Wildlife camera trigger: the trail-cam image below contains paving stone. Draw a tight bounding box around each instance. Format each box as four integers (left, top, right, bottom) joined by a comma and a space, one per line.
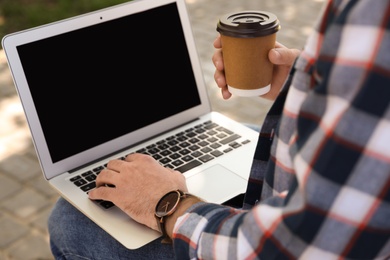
25, 144, 39, 161
30, 175, 59, 198
1, 188, 50, 219
0, 174, 22, 200
0, 155, 41, 182
0, 96, 25, 138
7, 234, 53, 260
31, 206, 54, 234
0, 251, 9, 260
0, 215, 29, 248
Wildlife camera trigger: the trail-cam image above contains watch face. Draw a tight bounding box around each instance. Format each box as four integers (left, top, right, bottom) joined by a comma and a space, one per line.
155, 191, 181, 217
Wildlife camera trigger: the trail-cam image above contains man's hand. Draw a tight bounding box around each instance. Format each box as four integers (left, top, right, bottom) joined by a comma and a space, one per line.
88, 153, 188, 231
212, 35, 301, 100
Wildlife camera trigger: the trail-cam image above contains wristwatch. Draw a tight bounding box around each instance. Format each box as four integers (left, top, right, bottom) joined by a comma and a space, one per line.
155, 190, 191, 244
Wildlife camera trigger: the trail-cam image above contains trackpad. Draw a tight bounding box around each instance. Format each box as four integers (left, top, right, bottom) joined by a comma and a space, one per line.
186, 164, 247, 204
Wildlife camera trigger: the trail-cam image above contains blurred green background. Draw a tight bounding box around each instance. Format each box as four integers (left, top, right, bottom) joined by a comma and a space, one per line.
0, 0, 129, 47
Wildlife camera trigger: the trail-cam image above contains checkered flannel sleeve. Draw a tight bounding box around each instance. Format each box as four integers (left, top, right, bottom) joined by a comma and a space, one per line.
172, 0, 390, 259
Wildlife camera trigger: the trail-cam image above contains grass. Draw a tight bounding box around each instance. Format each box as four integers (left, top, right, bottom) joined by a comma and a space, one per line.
0, 0, 129, 46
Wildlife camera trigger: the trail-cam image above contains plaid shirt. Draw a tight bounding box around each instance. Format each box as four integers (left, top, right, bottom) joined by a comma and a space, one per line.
173, 0, 390, 259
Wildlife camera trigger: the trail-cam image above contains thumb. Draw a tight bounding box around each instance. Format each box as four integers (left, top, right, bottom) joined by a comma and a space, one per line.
269, 47, 301, 66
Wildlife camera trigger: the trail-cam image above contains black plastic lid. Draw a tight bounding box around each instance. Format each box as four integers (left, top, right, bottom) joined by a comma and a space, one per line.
217, 11, 280, 38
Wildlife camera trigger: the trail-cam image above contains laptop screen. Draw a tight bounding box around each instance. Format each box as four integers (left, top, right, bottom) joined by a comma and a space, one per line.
16, 2, 201, 163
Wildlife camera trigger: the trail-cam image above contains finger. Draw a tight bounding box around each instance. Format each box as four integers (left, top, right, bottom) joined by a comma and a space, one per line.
88, 185, 114, 201
106, 158, 126, 172
213, 34, 222, 48
95, 169, 118, 187
261, 83, 282, 100
214, 71, 232, 100
269, 47, 301, 66
214, 69, 226, 87
213, 65, 232, 100
124, 152, 145, 162
274, 41, 286, 49
222, 88, 232, 100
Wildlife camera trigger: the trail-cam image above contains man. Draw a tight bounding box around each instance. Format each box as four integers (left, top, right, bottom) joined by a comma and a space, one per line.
49, 0, 390, 259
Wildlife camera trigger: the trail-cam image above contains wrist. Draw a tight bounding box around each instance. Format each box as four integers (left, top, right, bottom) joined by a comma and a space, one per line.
154, 190, 202, 243
165, 196, 202, 239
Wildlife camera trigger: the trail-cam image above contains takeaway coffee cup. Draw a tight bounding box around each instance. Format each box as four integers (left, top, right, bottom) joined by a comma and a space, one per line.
217, 11, 280, 97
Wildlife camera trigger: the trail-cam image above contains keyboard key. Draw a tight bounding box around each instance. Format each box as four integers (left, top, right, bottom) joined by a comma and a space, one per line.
99, 200, 115, 209
220, 134, 241, 145
73, 179, 87, 187
211, 150, 223, 157
175, 159, 202, 173
80, 182, 96, 192
199, 154, 214, 163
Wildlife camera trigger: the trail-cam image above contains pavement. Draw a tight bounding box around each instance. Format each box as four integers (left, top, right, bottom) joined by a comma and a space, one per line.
0, 0, 325, 259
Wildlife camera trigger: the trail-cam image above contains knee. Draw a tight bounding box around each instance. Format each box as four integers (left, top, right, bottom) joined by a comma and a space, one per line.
48, 198, 86, 249
48, 198, 97, 258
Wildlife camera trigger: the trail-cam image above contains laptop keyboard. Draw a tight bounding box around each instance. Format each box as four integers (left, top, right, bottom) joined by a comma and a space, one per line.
69, 120, 252, 209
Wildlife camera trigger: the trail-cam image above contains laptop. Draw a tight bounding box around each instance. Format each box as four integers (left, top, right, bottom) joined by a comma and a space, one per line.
2, 0, 258, 249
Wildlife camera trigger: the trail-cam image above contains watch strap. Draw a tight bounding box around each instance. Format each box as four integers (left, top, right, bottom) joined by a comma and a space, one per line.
155, 190, 193, 244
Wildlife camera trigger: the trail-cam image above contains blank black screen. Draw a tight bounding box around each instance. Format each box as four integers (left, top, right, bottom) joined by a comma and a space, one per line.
17, 2, 201, 163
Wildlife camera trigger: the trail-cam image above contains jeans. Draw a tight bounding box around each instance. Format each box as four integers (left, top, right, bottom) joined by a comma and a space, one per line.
48, 197, 175, 260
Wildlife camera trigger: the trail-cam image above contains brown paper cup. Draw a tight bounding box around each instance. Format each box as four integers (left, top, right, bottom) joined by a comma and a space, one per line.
221, 33, 276, 96
217, 11, 280, 97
